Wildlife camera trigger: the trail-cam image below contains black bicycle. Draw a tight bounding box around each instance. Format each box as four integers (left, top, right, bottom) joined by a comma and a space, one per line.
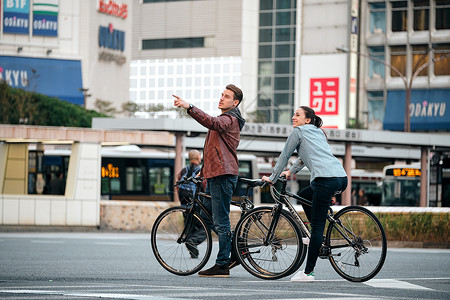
151, 176, 262, 276
233, 176, 387, 282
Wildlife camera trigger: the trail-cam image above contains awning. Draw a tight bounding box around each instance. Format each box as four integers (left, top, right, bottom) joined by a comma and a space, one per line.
383, 89, 450, 131
0, 56, 84, 105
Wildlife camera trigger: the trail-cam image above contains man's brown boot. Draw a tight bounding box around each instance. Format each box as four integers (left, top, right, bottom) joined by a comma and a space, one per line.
198, 264, 230, 277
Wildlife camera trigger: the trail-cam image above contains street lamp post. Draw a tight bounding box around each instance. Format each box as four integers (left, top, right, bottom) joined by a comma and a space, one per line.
336, 46, 450, 132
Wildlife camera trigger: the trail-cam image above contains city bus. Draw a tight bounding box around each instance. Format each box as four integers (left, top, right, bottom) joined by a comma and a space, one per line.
381, 164, 421, 206
41, 145, 259, 203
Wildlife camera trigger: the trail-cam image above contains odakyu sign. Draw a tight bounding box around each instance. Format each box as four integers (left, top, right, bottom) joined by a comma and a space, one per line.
3, 0, 58, 36
3, 0, 30, 34
98, 23, 125, 51
32, 0, 58, 36
384, 89, 450, 131
0, 56, 84, 105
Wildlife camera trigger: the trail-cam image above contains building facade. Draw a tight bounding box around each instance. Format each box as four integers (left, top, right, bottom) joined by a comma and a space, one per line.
357, 0, 450, 131
0, 0, 132, 112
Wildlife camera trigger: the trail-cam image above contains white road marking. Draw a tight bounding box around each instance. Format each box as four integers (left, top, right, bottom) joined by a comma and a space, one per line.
363, 279, 432, 290
0, 289, 182, 299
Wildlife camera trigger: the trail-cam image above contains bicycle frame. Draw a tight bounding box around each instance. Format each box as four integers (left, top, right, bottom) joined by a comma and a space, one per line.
269, 179, 356, 249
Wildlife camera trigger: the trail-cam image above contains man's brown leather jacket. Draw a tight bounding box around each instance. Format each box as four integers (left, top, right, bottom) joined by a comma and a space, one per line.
188, 106, 245, 179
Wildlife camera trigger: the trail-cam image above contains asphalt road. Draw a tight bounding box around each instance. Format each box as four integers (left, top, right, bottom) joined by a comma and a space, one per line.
0, 232, 449, 300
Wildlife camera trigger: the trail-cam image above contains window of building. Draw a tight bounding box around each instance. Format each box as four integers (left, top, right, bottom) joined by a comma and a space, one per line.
412, 45, 430, 76
369, 47, 386, 79
142, 38, 204, 50
367, 91, 385, 128
413, 0, 429, 31
260, 0, 273, 10
436, 0, 450, 30
391, 1, 408, 32
434, 44, 450, 75
370, 2, 386, 34
257, 0, 296, 124
390, 46, 407, 76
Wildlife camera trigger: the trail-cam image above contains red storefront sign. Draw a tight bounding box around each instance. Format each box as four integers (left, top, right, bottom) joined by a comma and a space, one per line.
98, 0, 128, 19
310, 77, 339, 115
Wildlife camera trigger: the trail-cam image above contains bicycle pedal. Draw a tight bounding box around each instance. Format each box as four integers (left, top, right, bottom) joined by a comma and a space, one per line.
318, 246, 330, 259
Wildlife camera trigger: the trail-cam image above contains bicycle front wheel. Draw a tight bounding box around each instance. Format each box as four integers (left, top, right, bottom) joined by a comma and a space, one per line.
326, 206, 387, 282
151, 206, 212, 276
233, 207, 306, 280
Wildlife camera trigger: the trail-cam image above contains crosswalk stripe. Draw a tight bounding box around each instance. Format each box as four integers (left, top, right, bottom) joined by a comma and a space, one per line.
363, 279, 431, 290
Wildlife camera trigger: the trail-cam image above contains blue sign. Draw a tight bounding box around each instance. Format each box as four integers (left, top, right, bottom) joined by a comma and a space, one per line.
0, 56, 84, 105
3, 0, 30, 34
99, 24, 125, 51
32, 0, 58, 36
383, 89, 450, 131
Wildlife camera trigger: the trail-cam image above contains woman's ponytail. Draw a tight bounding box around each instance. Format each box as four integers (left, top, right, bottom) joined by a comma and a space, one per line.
300, 106, 322, 128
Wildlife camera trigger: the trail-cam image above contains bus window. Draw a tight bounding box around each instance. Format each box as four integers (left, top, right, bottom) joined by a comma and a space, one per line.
381, 164, 421, 206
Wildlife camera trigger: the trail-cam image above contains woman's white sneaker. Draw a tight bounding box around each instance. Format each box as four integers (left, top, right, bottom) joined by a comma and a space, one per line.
290, 270, 315, 282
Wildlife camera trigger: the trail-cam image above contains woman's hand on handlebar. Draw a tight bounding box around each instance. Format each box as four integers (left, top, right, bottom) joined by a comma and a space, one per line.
280, 170, 291, 178
261, 176, 272, 183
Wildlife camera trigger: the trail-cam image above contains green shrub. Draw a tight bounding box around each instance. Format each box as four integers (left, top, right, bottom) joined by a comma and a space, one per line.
0, 81, 107, 127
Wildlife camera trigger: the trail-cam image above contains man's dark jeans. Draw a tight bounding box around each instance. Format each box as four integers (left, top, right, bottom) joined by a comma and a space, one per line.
298, 176, 348, 273
201, 174, 238, 266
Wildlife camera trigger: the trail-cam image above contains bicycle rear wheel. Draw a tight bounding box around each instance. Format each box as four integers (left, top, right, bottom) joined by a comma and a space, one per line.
326, 206, 387, 282
151, 206, 212, 276
233, 207, 306, 280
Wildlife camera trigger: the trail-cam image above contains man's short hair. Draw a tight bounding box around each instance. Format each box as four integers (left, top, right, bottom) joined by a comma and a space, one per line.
226, 84, 243, 104
188, 149, 201, 161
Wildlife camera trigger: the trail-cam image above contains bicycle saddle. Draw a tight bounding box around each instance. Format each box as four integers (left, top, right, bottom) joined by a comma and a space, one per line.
238, 178, 264, 188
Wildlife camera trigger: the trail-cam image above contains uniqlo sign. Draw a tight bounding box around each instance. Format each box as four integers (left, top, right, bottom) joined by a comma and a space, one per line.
310, 78, 339, 115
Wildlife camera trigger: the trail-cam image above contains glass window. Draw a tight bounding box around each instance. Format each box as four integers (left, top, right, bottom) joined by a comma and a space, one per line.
260, 12, 273, 26
369, 47, 385, 79
275, 44, 290, 57
413, 0, 429, 31
260, 0, 273, 10
259, 28, 273, 42
276, 0, 291, 9
275, 28, 291, 41
149, 167, 171, 195
412, 45, 429, 76
274, 92, 291, 105
391, 1, 408, 32
142, 38, 204, 50
276, 11, 291, 26
259, 45, 272, 58
259, 61, 273, 75
390, 46, 407, 77
434, 44, 450, 76
275, 108, 293, 124
436, 0, 450, 30
258, 76, 272, 91
368, 91, 385, 127
275, 60, 290, 74
274, 76, 290, 90
370, 2, 386, 34
126, 167, 144, 192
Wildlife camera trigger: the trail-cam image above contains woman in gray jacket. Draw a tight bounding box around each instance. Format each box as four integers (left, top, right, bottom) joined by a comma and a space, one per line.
262, 106, 348, 282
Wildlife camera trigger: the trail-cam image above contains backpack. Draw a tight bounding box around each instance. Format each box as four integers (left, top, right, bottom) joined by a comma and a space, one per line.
178, 164, 201, 204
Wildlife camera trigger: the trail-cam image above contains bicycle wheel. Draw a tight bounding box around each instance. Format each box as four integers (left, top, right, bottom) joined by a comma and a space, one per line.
233, 207, 306, 280
326, 206, 387, 282
151, 206, 212, 276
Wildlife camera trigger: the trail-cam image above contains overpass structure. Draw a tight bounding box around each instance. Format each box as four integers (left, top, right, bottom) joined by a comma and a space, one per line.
92, 118, 450, 207
0, 121, 449, 229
